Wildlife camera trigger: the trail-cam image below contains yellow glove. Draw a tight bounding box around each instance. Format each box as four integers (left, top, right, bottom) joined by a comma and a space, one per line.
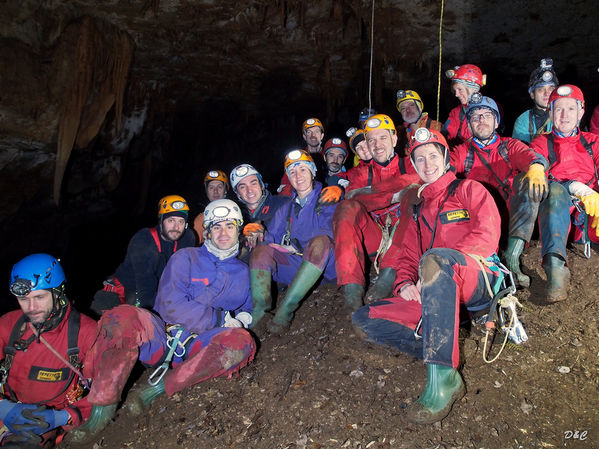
580, 192, 599, 218
523, 163, 548, 202
591, 215, 599, 237
243, 222, 264, 237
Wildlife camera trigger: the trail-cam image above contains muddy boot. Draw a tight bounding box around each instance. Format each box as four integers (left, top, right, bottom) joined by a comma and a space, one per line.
365, 268, 396, 303
124, 378, 166, 417
268, 261, 323, 334
342, 283, 365, 311
503, 237, 530, 288
542, 253, 570, 303
407, 364, 465, 424
63, 404, 118, 444
250, 269, 272, 327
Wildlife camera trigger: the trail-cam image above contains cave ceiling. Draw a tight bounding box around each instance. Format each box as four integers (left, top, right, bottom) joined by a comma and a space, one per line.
1, 0, 598, 223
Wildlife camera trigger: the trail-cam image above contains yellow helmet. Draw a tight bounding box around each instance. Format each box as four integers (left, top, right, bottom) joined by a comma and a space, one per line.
157, 195, 189, 218
204, 170, 230, 189
363, 114, 396, 134
302, 117, 324, 133
284, 149, 317, 176
396, 90, 423, 112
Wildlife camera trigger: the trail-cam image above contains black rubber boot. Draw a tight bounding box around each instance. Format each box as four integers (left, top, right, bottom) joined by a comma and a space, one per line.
342, 283, 365, 311
365, 267, 396, 303
542, 253, 570, 303
503, 237, 530, 288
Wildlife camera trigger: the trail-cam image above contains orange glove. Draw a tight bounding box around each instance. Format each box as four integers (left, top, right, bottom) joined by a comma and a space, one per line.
243, 223, 264, 237
318, 186, 343, 204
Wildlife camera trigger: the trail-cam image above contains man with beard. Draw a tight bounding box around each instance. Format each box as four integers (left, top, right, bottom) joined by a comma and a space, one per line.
278, 118, 327, 196
513, 58, 559, 144
66, 199, 255, 444
451, 94, 549, 287
395, 90, 441, 154
322, 137, 349, 186
1, 254, 97, 447
91, 195, 196, 312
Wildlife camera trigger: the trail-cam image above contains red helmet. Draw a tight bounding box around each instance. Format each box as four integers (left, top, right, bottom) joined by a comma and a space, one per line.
323, 137, 348, 157
406, 127, 449, 159
548, 84, 585, 108
446, 64, 486, 88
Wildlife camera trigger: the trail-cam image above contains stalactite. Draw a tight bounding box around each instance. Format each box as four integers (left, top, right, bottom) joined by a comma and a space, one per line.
54, 17, 134, 205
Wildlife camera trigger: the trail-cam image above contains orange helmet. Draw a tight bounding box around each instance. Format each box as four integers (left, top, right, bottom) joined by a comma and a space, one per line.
204, 170, 230, 190
157, 195, 189, 219
284, 149, 317, 176
302, 117, 324, 133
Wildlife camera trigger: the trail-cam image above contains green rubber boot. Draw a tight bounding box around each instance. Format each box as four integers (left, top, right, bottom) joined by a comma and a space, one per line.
63, 404, 117, 444
503, 237, 530, 287
124, 378, 166, 417
407, 364, 465, 424
365, 268, 396, 303
268, 261, 323, 334
250, 268, 273, 326
542, 253, 570, 303
342, 283, 365, 311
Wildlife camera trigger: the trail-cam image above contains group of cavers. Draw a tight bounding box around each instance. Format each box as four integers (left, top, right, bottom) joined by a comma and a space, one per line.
2, 59, 599, 447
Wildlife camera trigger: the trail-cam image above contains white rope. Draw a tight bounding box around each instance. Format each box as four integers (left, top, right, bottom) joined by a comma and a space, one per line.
368, 0, 375, 110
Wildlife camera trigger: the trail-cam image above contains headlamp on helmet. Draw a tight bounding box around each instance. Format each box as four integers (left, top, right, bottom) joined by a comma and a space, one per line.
347, 128, 366, 153
10, 253, 66, 297
230, 164, 264, 193
548, 84, 584, 109
204, 170, 230, 190
204, 199, 243, 230
447, 64, 486, 89
466, 94, 501, 125
364, 114, 396, 134
323, 138, 348, 157
302, 118, 324, 133
528, 58, 559, 93
284, 149, 317, 176
158, 195, 189, 220
407, 127, 450, 164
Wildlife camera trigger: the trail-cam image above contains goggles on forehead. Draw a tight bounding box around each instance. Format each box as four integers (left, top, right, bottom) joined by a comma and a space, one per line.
235, 166, 249, 176
346, 127, 358, 138
287, 149, 303, 160
10, 278, 35, 297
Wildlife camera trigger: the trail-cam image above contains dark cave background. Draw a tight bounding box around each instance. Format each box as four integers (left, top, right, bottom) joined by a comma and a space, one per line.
1, 0, 598, 314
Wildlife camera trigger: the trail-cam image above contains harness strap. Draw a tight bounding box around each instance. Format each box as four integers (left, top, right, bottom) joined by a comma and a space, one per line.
150, 227, 178, 254
547, 133, 598, 183
367, 165, 373, 187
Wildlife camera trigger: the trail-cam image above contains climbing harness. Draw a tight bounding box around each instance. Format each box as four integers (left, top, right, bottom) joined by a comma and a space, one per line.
572, 197, 592, 259
148, 324, 197, 386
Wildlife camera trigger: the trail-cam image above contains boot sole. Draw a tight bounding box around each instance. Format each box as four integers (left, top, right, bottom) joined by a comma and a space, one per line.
407, 382, 466, 425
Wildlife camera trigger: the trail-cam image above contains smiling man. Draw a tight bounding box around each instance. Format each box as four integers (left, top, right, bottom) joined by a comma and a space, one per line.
395, 90, 441, 154
530, 85, 599, 302
229, 164, 287, 256
451, 93, 549, 287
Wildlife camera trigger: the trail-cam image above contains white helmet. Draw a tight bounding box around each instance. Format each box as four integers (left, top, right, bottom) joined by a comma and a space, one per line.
204, 199, 244, 229
229, 164, 264, 192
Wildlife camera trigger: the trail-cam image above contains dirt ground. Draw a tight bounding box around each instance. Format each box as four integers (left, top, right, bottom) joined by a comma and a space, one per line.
61, 242, 599, 449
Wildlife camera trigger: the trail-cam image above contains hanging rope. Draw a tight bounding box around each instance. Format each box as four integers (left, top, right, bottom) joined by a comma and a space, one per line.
435, 0, 445, 123
368, 0, 375, 110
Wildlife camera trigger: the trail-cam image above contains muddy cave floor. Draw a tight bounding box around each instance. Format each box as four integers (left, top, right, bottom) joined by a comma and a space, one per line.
62, 241, 599, 449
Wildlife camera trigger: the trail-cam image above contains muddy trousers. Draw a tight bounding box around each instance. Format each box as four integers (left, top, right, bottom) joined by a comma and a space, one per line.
86, 305, 256, 404
418, 248, 500, 369
352, 297, 423, 359
508, 172, 539, 242
250, 236, 337, 285
332, 200, 383, 286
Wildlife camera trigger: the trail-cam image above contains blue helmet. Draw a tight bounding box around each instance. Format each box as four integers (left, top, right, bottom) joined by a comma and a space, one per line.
9, 253, 66, 297
466, 93, 500, 126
